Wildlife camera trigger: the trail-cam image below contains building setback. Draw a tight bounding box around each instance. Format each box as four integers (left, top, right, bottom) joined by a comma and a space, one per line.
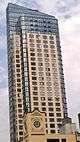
6, 3, 67, 142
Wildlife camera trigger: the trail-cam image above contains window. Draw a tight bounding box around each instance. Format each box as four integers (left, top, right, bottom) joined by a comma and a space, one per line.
34, 102, 38, 105
18, 109, 22, 113
56, 103, 60, 106
37, 44, 41, 48
49, 108, 53, 111
38, 67, 43, 71
55, 97, 60, 101
30, 48, 35, 52
16, 64, 20, 67
48, 97, 52, 101
16, 55, 19, 58
43, 40, 48, 44
50, 130, 55, 134
42, 102, 46, 106
37, 48, 42, 52
30, 43, 35, 47
17, 79, 21, 82
32, 82, 37, 85
19, 131, 23, 135
43, 35, 47, 39
36, 40, 41, 43
33, 87, 37, 90
49, 113, 54, 117
38, 63, 43, 66
32, 72, 36, 75
29, 34, 34, 38
50, 124, 55, 128
33, 92, 38, 95
43, 44, 48, 48
31, 57, 35, 61
49, 118, 54, 122
44, 49, 48, 52
30, 53, 35, 56
50, 41, 54, 44
17, 84, 21, 87
56, 113, 61, 117
32, 77, 37, 80
38, 58, 43, 61
49, 36, 54, 40
17, 89, 21, 92
29, 39, 34, 42
62, 139, 66, 142
37, 53, 42, 57
17, 74, 20, 77
42, 107, 46, 111
31, 62, 36, 66
19, 120, 23, 123
18, 99, 22, 102
18, 104, 22, 107
56, 108, 61, 111
45, 54, 49, 57
19, 125, 23, 130
16, 50, 19, 54
50, 45, 55, 48
57, 118, 62, 122
33, 97, 38, 100
16, 69, 20, 72
48, 102, 53, 106
36, 34, 40, 38
31, 67, 36, 70
16, 60, 20, 63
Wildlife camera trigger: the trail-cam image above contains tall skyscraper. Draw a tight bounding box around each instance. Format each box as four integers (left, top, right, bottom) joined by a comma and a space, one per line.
6, 3, 67, 142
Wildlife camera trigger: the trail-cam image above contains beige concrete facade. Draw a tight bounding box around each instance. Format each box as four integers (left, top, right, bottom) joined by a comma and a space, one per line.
9, 33, 67, 141
23, 111, 76, 142
26, 33, 64, 133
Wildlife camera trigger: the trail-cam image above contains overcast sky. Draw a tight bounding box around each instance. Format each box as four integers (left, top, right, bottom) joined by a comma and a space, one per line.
0, 0, 80, 141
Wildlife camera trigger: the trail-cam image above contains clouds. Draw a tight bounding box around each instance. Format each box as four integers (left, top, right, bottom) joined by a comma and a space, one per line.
59, 2, 80, 126
0, 88, 9, 142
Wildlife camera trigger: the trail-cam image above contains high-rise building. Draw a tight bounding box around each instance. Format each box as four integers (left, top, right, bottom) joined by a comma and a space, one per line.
78, 113, 80, 128
6, 3, 67, 142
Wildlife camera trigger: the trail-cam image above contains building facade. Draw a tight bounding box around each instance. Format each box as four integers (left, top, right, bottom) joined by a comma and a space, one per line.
23, 110, 76, 142
6, 3, 67, 142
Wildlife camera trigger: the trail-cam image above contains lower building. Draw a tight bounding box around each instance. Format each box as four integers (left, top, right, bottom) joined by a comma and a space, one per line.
23, 110, 76, 142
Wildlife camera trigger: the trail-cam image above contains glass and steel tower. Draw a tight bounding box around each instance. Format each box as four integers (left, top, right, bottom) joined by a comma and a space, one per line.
6, 3, 67, 142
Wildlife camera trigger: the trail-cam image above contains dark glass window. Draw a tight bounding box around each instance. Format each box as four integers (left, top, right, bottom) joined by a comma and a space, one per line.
49, 113, 54, 117
49, 108, 54, 111
31, 62, 36, 66
31, 67, 36, 70
33, 92, 38, 95
50, 124, 55, 128
50, 130, 55, 134
34, 102, 38, 105
49, 118, 54, 122
33, 97, 38, 100
30, 53, 35, 56
62, 139, 66, 142
56, 113, 61, 117
18, 104, 22, 107
19, 131, 23, 135
32, 77, 37, 80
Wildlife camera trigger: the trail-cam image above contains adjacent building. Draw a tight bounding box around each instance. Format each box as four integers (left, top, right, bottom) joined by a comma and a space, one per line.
6, 3, 67, 142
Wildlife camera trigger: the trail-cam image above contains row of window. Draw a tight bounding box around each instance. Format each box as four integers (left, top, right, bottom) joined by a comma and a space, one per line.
29, 34, 54, 40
